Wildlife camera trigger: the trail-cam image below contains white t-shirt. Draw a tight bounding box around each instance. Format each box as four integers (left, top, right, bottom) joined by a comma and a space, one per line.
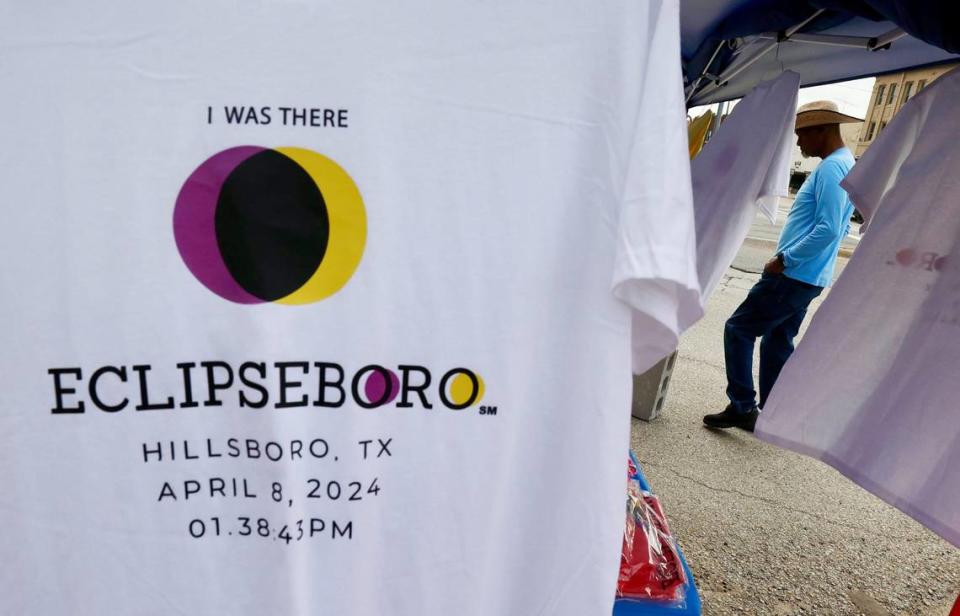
757, 66, 960, 548
0, 2, 701, 614
691, 71, 799, 299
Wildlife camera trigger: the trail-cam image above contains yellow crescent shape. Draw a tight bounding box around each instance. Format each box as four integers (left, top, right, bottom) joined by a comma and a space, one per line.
275, 147, 366, 305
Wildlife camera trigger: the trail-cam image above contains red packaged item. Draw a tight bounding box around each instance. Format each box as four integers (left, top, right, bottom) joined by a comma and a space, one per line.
617, 463, 686, 602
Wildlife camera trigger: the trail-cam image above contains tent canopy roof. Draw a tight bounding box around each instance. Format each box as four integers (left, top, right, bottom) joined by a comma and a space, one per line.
682, 1, 960, 106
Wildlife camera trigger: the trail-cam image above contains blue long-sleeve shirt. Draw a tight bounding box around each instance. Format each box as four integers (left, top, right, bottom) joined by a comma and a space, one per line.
777, 147, 855, 287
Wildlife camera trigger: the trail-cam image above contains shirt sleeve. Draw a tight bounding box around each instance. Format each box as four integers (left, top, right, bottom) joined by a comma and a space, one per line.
841, 100, 921, 227
610, 0, 702, 374
755, 78, 799, 223
780, 160, 849, 267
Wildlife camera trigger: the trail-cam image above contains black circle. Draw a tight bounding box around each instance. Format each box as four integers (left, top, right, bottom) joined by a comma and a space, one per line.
215, 150, 329, 301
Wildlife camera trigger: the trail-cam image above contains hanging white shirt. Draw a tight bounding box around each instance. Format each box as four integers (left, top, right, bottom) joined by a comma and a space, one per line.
757, 66, 960, 548
691, 71, 799, 299
0, 2, 701, 614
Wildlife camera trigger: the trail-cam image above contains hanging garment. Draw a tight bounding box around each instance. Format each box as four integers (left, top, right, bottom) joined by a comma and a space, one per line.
757, 66, 960, 548
691, 71, 799, 299
688, 110, 715, 159
0, 2, 701, 614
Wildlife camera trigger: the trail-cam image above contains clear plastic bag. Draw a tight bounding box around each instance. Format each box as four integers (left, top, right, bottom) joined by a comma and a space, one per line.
617, 457, 687, 604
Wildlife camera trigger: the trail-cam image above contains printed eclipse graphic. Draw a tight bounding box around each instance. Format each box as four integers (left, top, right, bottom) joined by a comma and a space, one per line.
173, 146, 366, 305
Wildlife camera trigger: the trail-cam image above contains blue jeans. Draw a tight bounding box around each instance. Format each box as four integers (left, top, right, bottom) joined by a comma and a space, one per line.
724, 272, 823, 412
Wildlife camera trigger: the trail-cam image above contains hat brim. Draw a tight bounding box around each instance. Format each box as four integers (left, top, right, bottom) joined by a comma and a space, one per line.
795, 110, 863, 130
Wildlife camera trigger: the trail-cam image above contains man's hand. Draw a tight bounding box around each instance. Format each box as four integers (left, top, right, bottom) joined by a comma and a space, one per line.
764, 254, 785, 275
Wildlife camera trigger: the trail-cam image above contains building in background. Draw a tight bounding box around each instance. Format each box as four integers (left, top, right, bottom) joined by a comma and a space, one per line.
855, 62, 959, 157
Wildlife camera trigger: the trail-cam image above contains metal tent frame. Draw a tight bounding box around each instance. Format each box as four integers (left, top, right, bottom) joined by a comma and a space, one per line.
681, 1, 960, 107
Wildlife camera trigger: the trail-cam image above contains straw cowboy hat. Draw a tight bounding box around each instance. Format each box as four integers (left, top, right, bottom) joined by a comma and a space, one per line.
795, 100, 862, 130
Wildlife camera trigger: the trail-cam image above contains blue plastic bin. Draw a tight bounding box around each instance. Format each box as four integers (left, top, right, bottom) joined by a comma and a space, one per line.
613, 453, 702, 615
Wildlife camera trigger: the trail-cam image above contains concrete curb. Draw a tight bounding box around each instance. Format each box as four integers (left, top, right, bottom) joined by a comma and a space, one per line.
838, 247, 855, 258
742, 236, 857, 259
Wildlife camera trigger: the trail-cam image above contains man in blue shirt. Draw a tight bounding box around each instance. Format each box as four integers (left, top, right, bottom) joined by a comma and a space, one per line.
704, 100, 860, 432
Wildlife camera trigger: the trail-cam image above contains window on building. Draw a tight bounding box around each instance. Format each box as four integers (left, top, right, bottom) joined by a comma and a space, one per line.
875, 84, 886, 105
902, 81, 914, 103
887, 84, 897, 104
880, 121, 887, 134
918, 79, 927, 90
866, 122, 876, 141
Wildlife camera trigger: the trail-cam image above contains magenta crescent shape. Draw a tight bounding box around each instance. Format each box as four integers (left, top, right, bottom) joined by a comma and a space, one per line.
173, 146, 267, 303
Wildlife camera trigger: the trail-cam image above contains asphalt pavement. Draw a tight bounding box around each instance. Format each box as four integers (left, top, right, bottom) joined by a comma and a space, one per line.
628, 232, 959, 615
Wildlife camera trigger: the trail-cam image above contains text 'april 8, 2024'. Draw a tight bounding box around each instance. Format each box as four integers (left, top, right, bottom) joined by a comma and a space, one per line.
143, 436, 394, 544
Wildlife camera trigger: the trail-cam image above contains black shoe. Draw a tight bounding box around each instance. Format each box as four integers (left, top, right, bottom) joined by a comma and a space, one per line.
703, 404, 759, 432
